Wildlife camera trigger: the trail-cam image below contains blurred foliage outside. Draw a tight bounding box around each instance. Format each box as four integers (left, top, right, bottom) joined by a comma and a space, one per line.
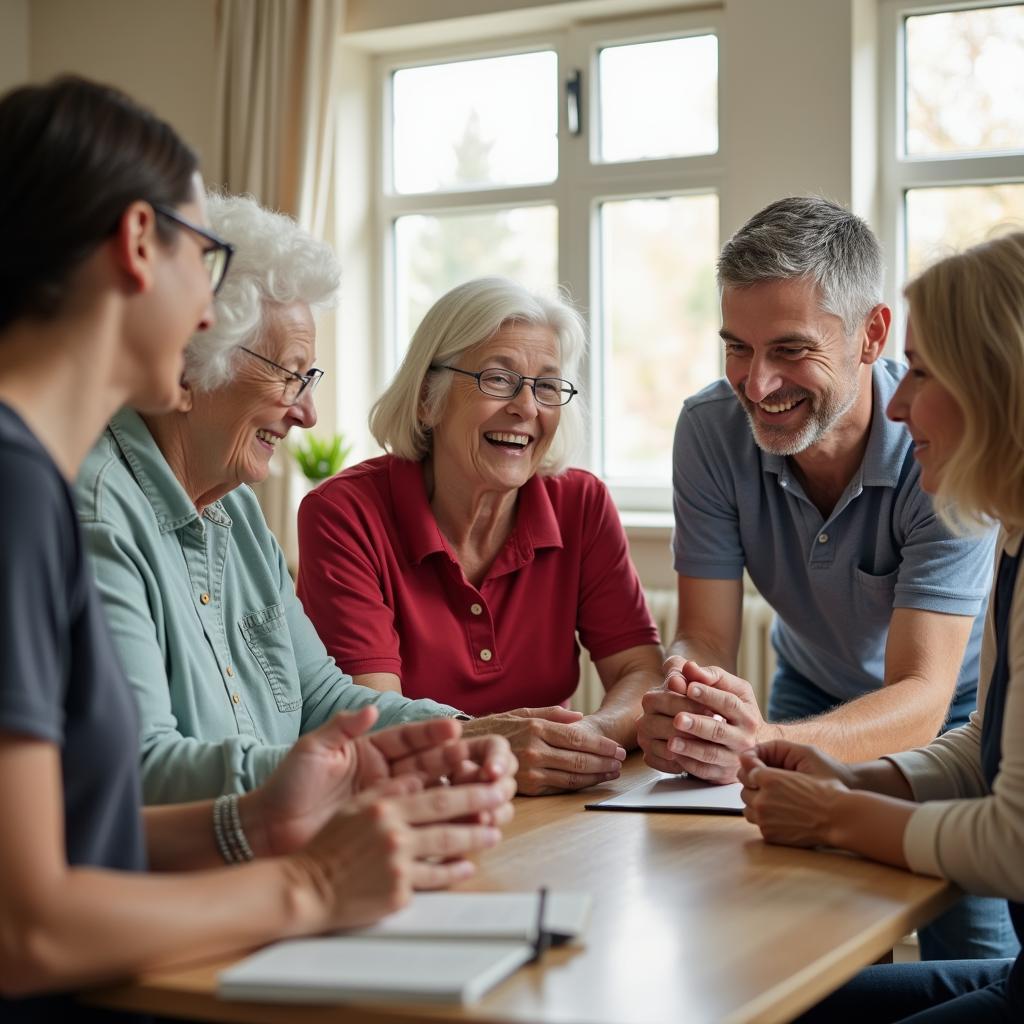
601, 195, 720, 482
906, 5, 1024, 157
904, 6, 1024, 276
395, 112, 558, 348
906, 184, 1024, 278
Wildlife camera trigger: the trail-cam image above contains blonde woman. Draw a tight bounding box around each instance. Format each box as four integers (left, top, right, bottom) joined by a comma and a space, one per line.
298, 278, 664, 796
737, 232, 1024, 1022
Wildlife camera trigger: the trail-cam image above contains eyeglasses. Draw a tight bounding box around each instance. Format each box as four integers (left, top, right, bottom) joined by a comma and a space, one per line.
239, 347, 325, 405
431, 365, 578, 407
153, 204, 235, 294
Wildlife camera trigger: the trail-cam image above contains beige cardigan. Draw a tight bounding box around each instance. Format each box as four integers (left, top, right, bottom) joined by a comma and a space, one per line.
886, 528, 1024, 901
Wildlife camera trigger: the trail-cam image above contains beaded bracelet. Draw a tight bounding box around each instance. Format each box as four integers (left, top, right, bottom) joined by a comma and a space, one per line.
213, 794, 255, 864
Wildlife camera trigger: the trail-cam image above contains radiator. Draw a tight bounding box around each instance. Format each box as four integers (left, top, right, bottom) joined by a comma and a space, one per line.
572, 587, 777, 715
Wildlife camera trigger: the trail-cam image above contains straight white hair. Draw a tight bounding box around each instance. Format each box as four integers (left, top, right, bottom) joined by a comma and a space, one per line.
184, 192, 341, 391
370, 277, 587, 475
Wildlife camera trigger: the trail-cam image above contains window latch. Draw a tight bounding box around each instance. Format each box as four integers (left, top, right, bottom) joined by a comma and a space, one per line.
566, 69, 583, 136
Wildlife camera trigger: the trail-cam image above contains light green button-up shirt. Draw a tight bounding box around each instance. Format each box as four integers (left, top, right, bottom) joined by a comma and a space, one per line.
75, 409, 458, 804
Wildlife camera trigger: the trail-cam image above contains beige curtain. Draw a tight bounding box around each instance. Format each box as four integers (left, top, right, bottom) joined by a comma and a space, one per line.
213, 0, 343, 568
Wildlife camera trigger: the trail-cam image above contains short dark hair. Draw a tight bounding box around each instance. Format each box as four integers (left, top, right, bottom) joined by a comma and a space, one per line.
0, 75, 198, 332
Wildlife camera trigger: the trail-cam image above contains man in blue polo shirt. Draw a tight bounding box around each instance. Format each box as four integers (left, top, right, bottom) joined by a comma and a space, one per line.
637, 196, 1014, 962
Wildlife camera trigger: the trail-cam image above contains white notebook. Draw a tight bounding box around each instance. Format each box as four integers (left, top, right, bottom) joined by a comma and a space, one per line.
218, 891, 591, 1006
586, 774, 745, 814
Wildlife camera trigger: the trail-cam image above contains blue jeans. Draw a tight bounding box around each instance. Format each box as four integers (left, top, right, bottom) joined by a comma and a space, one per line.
768, 661, 1021, 962
793, 959, 1016, 1023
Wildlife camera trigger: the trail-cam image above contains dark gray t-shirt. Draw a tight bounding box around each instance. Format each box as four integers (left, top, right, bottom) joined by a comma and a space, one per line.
0, 404, 147, 1021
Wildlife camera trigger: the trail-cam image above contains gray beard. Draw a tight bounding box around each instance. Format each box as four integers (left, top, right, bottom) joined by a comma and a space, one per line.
739, 380, 861, 457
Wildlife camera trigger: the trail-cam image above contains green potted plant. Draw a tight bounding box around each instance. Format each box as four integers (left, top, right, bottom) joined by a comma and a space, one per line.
290, 431, 353, 482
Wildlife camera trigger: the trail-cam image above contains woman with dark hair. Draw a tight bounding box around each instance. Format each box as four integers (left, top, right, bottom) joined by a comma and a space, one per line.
0, 76, 514, 1021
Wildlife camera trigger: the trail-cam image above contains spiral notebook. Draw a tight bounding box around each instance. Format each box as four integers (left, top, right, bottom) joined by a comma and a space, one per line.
218, 890, 590, 1006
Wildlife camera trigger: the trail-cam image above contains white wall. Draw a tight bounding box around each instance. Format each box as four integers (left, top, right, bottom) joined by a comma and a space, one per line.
27, 0, 217, 166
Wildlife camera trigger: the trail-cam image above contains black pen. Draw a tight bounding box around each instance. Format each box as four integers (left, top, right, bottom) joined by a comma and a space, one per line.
530, 885, 551, 963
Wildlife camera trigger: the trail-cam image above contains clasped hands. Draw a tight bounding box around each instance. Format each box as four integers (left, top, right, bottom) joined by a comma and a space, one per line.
638, 657, 771, 782
638, 658, 857, 849
462, 707, 627, 796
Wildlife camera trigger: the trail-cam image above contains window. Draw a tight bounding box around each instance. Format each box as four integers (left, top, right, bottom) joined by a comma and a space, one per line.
376, 11, 724, 508
881, 2, 1024, 322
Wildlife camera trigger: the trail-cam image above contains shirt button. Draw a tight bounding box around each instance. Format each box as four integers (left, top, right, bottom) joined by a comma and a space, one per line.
818, 533, 829, 544
199, 592, 211, 605
470, 603, 483, 616
780, 480, 788, 488
225, 665, 234, 677
480, 648, 493, 662
231, 692, 240, 705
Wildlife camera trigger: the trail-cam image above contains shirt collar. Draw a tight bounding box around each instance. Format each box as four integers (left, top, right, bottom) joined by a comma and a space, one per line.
390, 457, 445, 564
761, 360, 911, 488
388, 456, 563, 566
107, 408, 208, 534
860, 360, 913, 487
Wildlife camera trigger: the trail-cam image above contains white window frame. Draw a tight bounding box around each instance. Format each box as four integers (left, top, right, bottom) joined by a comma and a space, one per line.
373, 8, 726, 513
879, 0, 1024, 348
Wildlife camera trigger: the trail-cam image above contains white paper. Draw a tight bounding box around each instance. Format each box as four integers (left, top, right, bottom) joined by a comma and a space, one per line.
355, 891, 590, 943
218, 891, 592, 1006
219, 937, 532, 1005
586, 774, 744, 814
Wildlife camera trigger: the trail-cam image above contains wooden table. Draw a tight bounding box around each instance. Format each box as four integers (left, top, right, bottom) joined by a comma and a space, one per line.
85, 759, 954, 1024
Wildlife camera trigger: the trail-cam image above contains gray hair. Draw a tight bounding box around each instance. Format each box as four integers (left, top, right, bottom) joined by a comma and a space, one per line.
717, 196, 883, 335
184, 192, 341, 391
370, 276, 587, 475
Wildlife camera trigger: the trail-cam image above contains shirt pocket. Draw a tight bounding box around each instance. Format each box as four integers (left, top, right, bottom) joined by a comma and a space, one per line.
239, 603, 302, 713
851, 565, 899, 618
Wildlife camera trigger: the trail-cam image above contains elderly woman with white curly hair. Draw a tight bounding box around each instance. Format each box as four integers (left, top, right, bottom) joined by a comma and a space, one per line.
297, 277, 665, 796
74, 193, 506, 804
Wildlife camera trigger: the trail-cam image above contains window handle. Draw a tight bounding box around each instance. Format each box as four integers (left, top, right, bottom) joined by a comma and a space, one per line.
566, 69, 583, 136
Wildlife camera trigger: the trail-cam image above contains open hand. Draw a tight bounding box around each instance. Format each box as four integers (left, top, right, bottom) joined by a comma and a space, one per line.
252, 708, 514, 853
294, 775, 515, 931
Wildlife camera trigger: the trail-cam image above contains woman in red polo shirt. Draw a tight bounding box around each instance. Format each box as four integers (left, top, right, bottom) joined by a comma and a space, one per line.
298, 277, 664, 795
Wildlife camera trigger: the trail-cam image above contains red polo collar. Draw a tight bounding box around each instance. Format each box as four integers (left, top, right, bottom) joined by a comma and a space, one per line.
388, 457, 564, 576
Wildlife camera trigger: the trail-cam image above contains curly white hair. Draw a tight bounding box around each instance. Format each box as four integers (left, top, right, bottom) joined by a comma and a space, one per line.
184, 192, 341, 391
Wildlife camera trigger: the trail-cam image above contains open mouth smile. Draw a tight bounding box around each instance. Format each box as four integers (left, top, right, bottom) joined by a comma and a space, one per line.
484, 431, 532, 452
755, 396, 807, 420
256, 428, 285, 451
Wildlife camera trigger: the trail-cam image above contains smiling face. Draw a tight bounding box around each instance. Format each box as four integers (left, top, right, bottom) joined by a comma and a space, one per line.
187, 301, 318, 491
721, 277, 867, 456
885, 317, 965, 494
427, 321, 563, 496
